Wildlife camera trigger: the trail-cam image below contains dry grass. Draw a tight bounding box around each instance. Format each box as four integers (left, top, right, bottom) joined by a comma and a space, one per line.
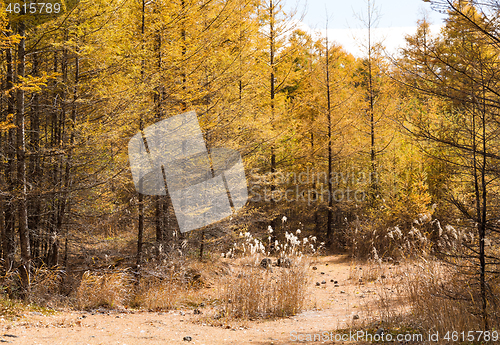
352, 258, 500, 344
75, 269, 132, 310
132, 278, 183, 311
28, 266, 65, 306
0, 294, 55, 319
131, 271, 190, 311
211, 223, 317, 321
71, 253, 310, 319
400, 259, 500, 336
72, 256, 220, 312
348, 259, 389, 283
0, 219, 319, 328
217, 256, 309, 320
0, 269, 58, 319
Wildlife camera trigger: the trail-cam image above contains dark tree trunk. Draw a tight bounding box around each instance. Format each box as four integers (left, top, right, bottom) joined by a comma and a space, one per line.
269, 0, 276, 197
154, 31, 166, 246
29, 53, 42, 263
136, 0, 147, 272
16, 21, 31, 297
325, 32, 334, 247
2, 41, 16, 272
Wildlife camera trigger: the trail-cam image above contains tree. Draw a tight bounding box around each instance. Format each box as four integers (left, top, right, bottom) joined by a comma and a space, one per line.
397, 1, 500, 329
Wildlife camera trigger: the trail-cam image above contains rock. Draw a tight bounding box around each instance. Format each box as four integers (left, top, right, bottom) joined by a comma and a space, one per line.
199, 302, 205, 307
180, 311, 185, 316
312, 266, 317, 270
340, 290, 345, 294
334, 284, 340, 287
194, 309, 202, 315
334, 280, 338, 284
325, 263, 328, 266
376, 328, 384, 336
330, 279, 334, 283
381, 275, 386, 279
353, 314, 360, 320
260, 258, 272, 269
359, 278, 363, 282
183, 336, 192, 341
277, 257, 292, 268
321, 280, 326, 284
321, 272, 325, 275
316, 282, 320, 286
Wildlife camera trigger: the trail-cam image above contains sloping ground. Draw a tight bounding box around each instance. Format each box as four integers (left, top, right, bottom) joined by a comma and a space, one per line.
0, 256, 402, 345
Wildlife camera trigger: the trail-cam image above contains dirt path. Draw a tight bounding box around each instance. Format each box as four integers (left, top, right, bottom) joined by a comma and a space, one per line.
0, 256, 391, 345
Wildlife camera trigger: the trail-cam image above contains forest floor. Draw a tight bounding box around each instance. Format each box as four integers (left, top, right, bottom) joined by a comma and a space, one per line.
0, 256, 409, 345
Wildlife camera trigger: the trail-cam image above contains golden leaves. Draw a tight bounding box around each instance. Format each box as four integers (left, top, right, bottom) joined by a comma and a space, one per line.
4, 72, 59, 95
0, 114, 16, 132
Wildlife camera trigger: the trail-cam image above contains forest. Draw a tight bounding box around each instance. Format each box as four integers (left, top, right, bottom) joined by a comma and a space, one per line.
0, 0, 499, 340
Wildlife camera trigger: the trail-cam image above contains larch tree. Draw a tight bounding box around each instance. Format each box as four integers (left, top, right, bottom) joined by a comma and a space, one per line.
398, 1, 500, 330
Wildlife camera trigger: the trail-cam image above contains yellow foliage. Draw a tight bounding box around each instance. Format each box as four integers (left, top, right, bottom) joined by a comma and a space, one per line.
4, 72, 59, 96
0, 114, 15, 132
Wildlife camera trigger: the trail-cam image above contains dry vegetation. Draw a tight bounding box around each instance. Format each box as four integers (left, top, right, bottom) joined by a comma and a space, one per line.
217, 255, 308, 320
0, 222, 315, 328
400, 258, 500, 336
347, 255, 500, 343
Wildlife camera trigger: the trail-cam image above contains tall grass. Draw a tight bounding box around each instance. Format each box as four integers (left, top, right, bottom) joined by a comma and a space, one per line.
219, 256, 308, 319
132, 276, 182, 311
401, 259, 500, 336
75, 269, 132, 309
359, 258, 500, 343
216, 222, 317, 320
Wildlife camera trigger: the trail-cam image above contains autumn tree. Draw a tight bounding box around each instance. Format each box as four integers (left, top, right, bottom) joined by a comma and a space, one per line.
397, 1, 500, 329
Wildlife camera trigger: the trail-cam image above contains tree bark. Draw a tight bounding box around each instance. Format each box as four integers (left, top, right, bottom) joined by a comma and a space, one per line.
2, 40, 16, 272
325, 31, 334, 247
28, 52, 42, 263
136, 0, 146, 272
16, 21, 31, 297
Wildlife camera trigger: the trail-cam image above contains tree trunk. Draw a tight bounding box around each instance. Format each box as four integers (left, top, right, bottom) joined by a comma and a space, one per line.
16, 21, 31, 297
199, 229, 205, 261
136, 0, 146, 272
325, 32, 334, 247
269, 0, 276, 195
28, 53, 42, 263
154, 31, 166, 246
479, 70, 488, 331
3, 40, 16, 272
366, 1, 378, 206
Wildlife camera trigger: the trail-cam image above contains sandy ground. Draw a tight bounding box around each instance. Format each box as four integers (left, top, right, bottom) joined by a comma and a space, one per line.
0, 256, 397, 345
